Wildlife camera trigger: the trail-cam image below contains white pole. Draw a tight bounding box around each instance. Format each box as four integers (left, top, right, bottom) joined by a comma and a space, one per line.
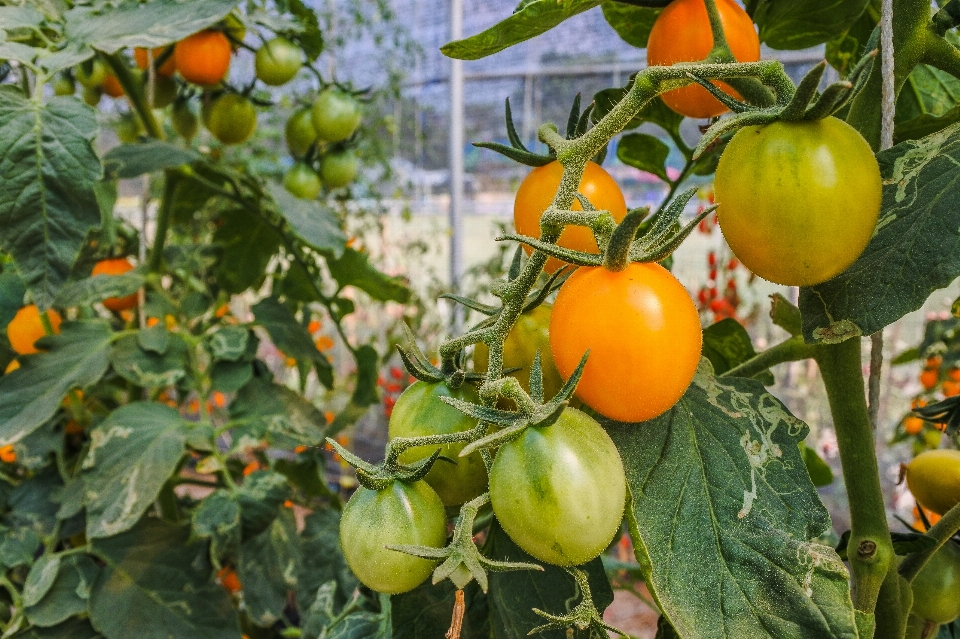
449, 0, 465, 332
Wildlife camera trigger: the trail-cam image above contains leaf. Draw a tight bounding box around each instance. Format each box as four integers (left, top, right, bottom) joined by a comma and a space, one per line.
601, 3, 663, 49
799, 123, 960, 342
11, 617, 104, 639
252, 296, 333, 386
0, 271, 26, 329
55, 268, 145, 309
702, 318, 774, 384
0, 6, 44, 30
296, 510, 357, 613
81, 402, 189, 538
325, 248, 411, 303
26, 554, 100, 628
800, 443, 835, 487
192, 489, 242, 564
288, 0, 324, 60
895, 104, 960, 144
236, 470, 292, 539
617, 133, 671, 182
392, 580, 489, 639
265, 182, 346, 256
0, 527, 41, 568
4, 470, 61, 537
103, 142, 199, 179
825, 3, 877, 78
0, 321, 112, 445
0, 88, 102, 308
746, 0, 872, 50
604, 367, 859, 638
209, 326, 250, 362
238, 511, 301, 627
213, 207, 280, 295
89, 517, 241, 639
110, 333, 188, 388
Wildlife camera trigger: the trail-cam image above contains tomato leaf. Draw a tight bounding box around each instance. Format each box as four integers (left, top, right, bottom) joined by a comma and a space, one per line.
601, 3, 663, 49
236, 470, 292, 539
617, 133, 671, 182
89, 518, 240, 639
604, 366, 860, 638
800, 443, 835, 487
324, 248, 411, 303
266, 182, 347, 256
214, 207, 280, 295
297, 510, 358, 614
392, 580, 489, 639
0, 88, 102, 309
239, 511, 301, 627
102, 142, 199, 179
745, 0, 872, 50
800, 123, 960, 342
229, 375, 328, 449
0, 527, 42, 569
0, 271, 26, 330
54, 267, 145, 309
10, 617, 104, 639
192, 489, 242, 565
252, 296, 333, 386
702, 317, 775, 385
287, 0, 324, 61
25, 554, 99, 628
110, 333, 189, 388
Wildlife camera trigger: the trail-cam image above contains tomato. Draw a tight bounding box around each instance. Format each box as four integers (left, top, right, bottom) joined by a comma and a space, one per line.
115, 115, 143, 144
514, 161, 627, 274
171, 100, 199, 141
7, 305, 62, 355
205, 94, 256, 145
320, 149, 358, 188
91, 258, 138, 311
911, 541, 960, 624
550, 262, 702, 423
82, 86, 102, 107
254, 38, 302, 86
134, 46, 176, 77
285, 108, 317, 157
283, 163, 322, 200
714, 117, 881, 286
921, 368, 940, 391
944, 380, 960, 397
646, 0, 760, 119
175, 30, 231, 86
75, 59, 107, 89
340, 480, 447, 594
311, 89, 361, 142
217, 566, 241, 594
101, 74, 124, 98
474, 304, 564, 403
906, 449, 960, 516
52, 74, 75, 96
145, 74, 178, 109
489, 408, 625, 566
904, 416, 924, 436
388, 381, 487, 506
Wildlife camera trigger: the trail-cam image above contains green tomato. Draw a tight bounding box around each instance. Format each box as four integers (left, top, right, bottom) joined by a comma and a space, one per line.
906, 449, 960, 516
340, 480, 447, 594
115, 115, 143, 144
320, 149, 359, 189
284, 163, 322, 200
255, 37, 302, 86
81, 86, 102, 107
904, 614, 938, 639
285, 108, 317, 158
171, 100, 199, 141
75, 58, 107, 89
714, 116, 881, 286
311, 89, 361, 142
911, 541, 960, 624
388, 381, 487, 506
489, 407, 626, 566
206, 94, 257, 145
145, 74, 178, 109
52, 74, 75, 96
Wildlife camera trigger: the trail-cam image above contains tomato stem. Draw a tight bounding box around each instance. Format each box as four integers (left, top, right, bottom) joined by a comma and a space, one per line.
148, 171, 178, 273
900, 501, 960, 582
100, 52, 163, 139
719, 335, 818, 379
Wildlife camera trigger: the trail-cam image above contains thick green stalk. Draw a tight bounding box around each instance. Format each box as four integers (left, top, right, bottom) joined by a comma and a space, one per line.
148, 172, 177, 272
100, 52, 162, 139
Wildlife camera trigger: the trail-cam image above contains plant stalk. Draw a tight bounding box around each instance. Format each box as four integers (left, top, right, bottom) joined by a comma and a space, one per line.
148, 171, 178, 272
720, 335, 818, 380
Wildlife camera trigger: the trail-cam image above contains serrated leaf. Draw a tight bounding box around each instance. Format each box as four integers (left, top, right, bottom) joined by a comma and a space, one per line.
236, 470, 291, 539
0, 271, 26, 329
103, 142, 199, 179
601, 2, 663, 49
604, 367, 859, 638
25, 554, 100, 628
110, 332, 188, 388
289, 0, 323, 60
617, 133, 671, 182
325, 247, 411, 303
81, 402, 189, 538
0, 87, 102, 308
252, 296, 333, 386
0, 321, 111, 445
238, 510, 301, 627
229, 375, 327, 450
54, 267, 145, 309
191, 489, 241, 564
703, 318, 774, 385
746, 0, 872, 50
265, 182, 346, 256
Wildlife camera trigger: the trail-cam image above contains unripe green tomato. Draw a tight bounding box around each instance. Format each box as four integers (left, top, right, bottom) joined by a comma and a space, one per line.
283, 163, 322, 200
205, 94, 257, 145
911, 541, 960, 624
75, 58, 107, 89
311, 89, 361, 142
115, 115, 143, 144
340, 480, 447, 594
254, 37, 303, 86
82, 86, 102, 107
388, 381, 488, 506
146, 74, 178, 109
52, 74, 75, 96
489, 407, 626, 566
285, 108, 317, 157
171, 100, 199, 141
320, 149, 359, 188
906, 449, 960, 515
904, 614, 938, 639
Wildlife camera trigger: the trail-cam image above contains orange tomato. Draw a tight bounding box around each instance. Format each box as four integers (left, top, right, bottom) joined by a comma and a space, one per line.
945, 380, 960, 397
4, 360, 19, 374
315, 335, 334, 351
904, 416, 924, 436
308, 320, 321, 334
134, 46, 176, 77
242, 461, 261, 476
646, 0, 761, 119
949, 367, 960, 382
92, 258, 138, 311
7, 305, 62, 355
215, 304, 230, 318
217, 567, 241, 594
0, 446, 15, 464
550, 262, 702, 422
175, 30, 231, 86
101, 74, 124, 98
921, 368, 939, 391
514, 161, 627, 274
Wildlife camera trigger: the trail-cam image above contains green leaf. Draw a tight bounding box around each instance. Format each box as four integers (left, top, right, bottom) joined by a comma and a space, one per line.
825, 3, 877, 78
392, 580, 489, 639
0, 6, 44, 30
601, 3, 662, 49
209, 326, 250, 362
617, 133, 671, 182
746, 0, 872, 50
604, 367, 859, 638
0, 271, 26, 329
275, 452, 329, 500
110, 332, 189, 388
0, 88, 102, 309
11, 617, 104, 639
25, 554, 100, 628
896, 64, 960, 123
236, 470, 292, 539
54, 267, 145, 309
238, 511, 301, 627
702, 318, 774, 384
81, 402, 189, 538
252, 296, 333, 386
297, 510, 357, 614
288, 0, 324, 60
895, 104, 960, 144
138, 324, 170, 354
213, 207, 280, 295
0, 527, 41, 569
0, 321, 112, 445
191, 489, 241, 564
103, 142, 199, 179
4, 470, 60, 537
89, 518, 241, 639
800, 443, 835, 487
265, 183, 346, 256
799, 123, 960, 342
325, 248, 411, 303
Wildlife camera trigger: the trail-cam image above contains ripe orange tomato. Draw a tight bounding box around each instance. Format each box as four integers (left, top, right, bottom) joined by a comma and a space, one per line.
92, 258, 138, 311
7, 305, 62, 355
550, 262, 702, 422
920, 368, 939, 391
101, 74, 124, 98
0, 446, 16, 464
904, 416, 924, 436
134, 46, 176, 77
646, 0, 760, 119
175, 30, 231, 86
217, 567, 241, 594
945, 380, 960, 398
514, 161, 627, 274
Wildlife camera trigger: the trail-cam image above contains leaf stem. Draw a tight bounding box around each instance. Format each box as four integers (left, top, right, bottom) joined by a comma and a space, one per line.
899, 500, 960, 581
148, 171, 177, 273
720, 335, 818, 380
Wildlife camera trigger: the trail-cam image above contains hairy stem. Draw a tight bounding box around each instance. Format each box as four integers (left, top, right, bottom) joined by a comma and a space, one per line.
899, 500, 960, 582
719, 335, 818, 380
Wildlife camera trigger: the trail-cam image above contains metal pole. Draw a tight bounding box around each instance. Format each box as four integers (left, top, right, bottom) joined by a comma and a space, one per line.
449, 0, 465, 332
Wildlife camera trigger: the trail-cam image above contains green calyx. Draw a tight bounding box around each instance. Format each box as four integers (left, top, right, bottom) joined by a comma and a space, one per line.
327, 437, 444, 491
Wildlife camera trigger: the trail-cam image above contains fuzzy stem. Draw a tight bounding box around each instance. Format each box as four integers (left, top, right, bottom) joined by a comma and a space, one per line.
720, 336, 818, 380
100, 53, 162, 139
899, 500, 960, 582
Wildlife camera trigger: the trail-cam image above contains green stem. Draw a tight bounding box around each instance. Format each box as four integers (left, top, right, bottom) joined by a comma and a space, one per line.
920, 32, 960, 80
148, 171, 178, 272
899, 500, 960, 581
702, 0, 733, 61
100, 52, 162, 139
815, 339, 893, 614
874, 563, 913, 639
720, 336, 818, 380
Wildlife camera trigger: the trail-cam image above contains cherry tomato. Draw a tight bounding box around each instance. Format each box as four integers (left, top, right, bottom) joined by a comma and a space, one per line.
283, 163, 322, 200
7, 305, 62, 355
175, 30, 231, 86
714, 117, 881, 286
944, 380, 960, 397
115, 115, 143, 144
474, 304, 565, 403
320, 149, 358, 188
92, 258, 138, 311
254, 37, 302, 86
388, 381, 487, 506
340, 480, 447, 594
82, 86, 102, 107
646, 0, 760, 119
904, 416, 924, 436
101, 73, 127, 99
906, 449, 960, 515
285, 108, 317, 157
311, 89, 361, 142
514, 161, 628, 274
550, 262, 702, 422
145, 74, 178, 109
921, 368, 940, 391
134, 46, 176, 77
205, 94, 256, 145
75, 59, 107, 89
489, 408, 626, 566
52, 74, 75, 96
171, 100, 199, 141
911, 541, 960, 624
